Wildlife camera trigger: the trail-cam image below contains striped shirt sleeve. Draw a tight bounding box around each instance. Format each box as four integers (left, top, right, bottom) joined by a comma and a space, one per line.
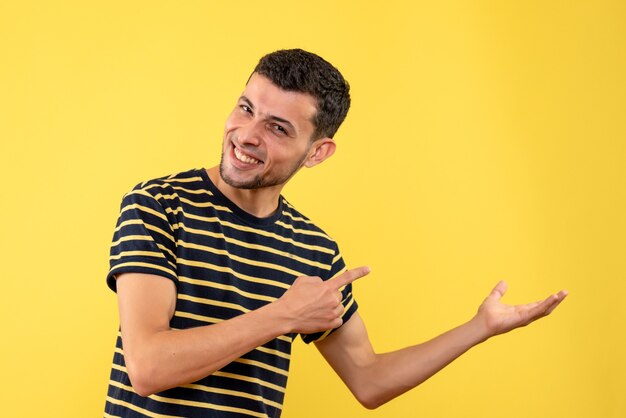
106, 187, 178, 292
300, 247, 359, 344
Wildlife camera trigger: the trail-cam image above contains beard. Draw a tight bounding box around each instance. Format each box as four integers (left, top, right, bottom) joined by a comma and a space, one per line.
219, 144, 309, 190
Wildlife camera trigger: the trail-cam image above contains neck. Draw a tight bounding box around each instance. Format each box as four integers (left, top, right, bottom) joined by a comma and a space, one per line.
206, 166, 284, 218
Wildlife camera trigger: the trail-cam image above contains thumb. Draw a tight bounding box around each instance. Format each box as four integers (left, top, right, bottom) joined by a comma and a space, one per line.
488, 280, 508, 300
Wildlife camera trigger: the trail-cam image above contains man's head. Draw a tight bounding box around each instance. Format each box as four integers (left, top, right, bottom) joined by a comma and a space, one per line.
251, 49, 351, 141
219, 49, 349, 191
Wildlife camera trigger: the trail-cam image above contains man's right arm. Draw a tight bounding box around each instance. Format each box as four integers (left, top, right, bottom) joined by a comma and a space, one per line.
116, 267, 369, 396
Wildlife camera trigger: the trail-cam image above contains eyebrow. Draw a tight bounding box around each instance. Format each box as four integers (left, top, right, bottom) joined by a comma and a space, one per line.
240, 96, 297, 134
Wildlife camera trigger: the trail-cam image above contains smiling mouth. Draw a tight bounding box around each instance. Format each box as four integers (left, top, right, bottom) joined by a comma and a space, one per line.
233, 146, 263, 165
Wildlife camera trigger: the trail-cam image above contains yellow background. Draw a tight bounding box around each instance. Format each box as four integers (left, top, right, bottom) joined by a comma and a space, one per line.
1, 1, 624, 417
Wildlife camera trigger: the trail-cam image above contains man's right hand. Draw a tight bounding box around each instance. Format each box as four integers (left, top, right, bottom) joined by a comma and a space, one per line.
114, 267, 369, 396
275, 266, 370, 334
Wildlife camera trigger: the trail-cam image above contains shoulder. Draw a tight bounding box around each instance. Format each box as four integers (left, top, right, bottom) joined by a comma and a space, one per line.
278, 198, 337, 246
127, 168, 206, 197
120, 168, 212, 209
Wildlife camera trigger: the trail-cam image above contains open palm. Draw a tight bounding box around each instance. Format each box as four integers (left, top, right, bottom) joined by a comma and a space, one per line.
476, 281, 568, 337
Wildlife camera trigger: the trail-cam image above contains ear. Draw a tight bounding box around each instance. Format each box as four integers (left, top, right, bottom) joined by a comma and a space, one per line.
304, 138, 336, 168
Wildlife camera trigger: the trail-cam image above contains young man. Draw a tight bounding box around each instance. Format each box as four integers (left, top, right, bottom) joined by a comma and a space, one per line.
104, 49, 567, 417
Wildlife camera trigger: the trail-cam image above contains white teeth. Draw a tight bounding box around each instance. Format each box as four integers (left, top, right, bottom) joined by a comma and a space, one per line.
234, 147, 261, 164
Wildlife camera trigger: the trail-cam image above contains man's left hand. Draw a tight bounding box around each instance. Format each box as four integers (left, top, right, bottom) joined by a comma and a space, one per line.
473, 281, 568, 339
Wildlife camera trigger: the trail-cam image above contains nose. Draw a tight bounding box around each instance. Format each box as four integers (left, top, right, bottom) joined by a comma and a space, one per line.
237, 119, 263, 148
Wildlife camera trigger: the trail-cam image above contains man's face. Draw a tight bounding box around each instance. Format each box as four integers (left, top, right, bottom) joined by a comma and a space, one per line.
219, 73, 318, 190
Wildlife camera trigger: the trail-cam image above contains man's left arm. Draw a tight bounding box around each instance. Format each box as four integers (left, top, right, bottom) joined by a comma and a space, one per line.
315, 281, 568, 409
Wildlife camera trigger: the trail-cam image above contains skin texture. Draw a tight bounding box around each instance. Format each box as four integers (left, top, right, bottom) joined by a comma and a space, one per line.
115, 73, 568, 404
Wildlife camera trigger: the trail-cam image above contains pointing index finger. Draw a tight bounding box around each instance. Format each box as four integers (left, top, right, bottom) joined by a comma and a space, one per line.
327, 266, 371, 290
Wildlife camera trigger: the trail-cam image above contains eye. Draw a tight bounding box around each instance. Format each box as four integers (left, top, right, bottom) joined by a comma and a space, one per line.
271, 124, 288, 135
240, 104, 252, 114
